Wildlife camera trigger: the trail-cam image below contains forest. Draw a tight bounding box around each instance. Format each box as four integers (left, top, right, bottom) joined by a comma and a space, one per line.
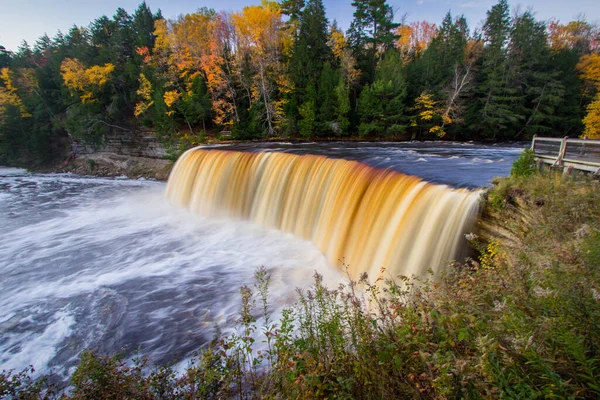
0, 0, 599, 166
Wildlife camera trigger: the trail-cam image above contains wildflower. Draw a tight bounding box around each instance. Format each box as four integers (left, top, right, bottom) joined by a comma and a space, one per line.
465, 232, 479, 241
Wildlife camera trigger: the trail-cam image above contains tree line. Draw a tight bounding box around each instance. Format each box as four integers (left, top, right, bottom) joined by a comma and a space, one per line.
1, 0, 599, 166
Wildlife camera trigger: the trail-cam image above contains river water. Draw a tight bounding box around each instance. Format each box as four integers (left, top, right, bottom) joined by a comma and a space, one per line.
0, 142, 523, 381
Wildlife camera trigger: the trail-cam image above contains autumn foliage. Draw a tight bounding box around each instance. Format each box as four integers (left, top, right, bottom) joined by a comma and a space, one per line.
1, 0, 600, 166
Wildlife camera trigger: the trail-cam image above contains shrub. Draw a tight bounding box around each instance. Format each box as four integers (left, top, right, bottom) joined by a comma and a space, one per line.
510, 149, 537, 177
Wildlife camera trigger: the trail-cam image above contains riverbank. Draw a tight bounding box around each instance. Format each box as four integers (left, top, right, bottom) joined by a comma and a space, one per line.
3, 166, 599, 398
53, 152, 173, 180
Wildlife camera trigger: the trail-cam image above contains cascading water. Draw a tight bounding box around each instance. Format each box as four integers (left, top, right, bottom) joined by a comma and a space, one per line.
166, 149, 482, 280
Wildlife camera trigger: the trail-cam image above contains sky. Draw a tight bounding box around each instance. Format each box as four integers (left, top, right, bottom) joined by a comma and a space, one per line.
1, 0, 599, 51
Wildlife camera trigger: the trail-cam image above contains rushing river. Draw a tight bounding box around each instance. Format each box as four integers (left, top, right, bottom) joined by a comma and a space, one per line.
0, 142, 523, 381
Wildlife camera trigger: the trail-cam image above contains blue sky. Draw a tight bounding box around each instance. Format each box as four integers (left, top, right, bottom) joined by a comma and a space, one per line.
1, 0, 599, 51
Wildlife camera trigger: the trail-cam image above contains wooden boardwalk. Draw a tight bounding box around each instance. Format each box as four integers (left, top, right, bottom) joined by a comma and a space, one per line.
531, 136, 600, 174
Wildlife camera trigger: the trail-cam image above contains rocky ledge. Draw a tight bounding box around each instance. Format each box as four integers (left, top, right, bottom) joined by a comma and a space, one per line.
56, 153, 173, 180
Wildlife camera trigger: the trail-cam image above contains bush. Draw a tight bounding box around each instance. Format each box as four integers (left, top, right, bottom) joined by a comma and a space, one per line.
511, 149, 537, 177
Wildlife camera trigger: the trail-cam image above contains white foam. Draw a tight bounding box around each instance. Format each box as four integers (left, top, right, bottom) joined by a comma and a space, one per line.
0, 311, 75, 376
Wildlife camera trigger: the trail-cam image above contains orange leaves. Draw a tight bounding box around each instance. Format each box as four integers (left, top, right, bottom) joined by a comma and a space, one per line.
548, 20, 599, 52
395, 21, 437, 61
60, 58, 114, 103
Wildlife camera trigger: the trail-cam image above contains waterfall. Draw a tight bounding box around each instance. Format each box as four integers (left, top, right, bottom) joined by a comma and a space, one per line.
166, 148, 481, 280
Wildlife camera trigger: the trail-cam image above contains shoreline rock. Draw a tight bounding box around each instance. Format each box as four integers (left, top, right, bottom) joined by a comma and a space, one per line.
55, 153, 173, 181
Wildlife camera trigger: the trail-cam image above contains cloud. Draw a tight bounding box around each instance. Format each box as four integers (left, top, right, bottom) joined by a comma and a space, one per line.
459, 0, 492, 8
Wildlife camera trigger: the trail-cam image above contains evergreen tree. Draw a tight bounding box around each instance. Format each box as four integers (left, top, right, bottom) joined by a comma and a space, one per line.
334, 74, 351, 135
317, 62, 340, 135
467, 0, 520, 139
291, 0, 331, 92
280, 0, 305, 40
359, 51, 407, 137
179, 75, 212, 135
133, 2, 156, 50
508, 11, 565, 137
299, 83, 317, 138
90, 16, 115, 64
0, 45, 11, 68
289, 0, 331, 132
347, 0, 399, 82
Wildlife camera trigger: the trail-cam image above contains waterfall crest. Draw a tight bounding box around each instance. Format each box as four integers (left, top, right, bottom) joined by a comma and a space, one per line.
166, 148, 481, 280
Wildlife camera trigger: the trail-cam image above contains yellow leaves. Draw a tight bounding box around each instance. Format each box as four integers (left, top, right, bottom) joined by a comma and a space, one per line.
1, 68, 18, 93
164, 90, 181, 115
134, 73, 154, 117
232, 4, 283, 51
0, 67, 31, 119
86, 64, 115, 87
153, 19, 170, 52
60, 58, 114, 103
60, 58, 87, 92
329, 25, 347, 59
412, 92, 448, 137
577, 53, 600, 138
413, 92, 437, 121
480, 240, 501, 270
429, 125, 446, 138
395, 25, 413, 56
582, 94, 600, 139
577, 53, 600, 87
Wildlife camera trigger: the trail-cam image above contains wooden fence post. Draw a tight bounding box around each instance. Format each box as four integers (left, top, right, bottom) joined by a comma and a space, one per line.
554, 136, 568, 166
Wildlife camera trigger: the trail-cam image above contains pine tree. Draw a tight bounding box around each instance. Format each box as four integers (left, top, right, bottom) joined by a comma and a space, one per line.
133, 2, 156, 50
289, 0, 331, 133
347, 0, 399, 82
508, 11, 565, 138
299, 83, 317, 138
291, 0, 331, 93
317, 62, 340, 135
467, 0, 521, 139
334, 74, 351, 135
359, 51, 407, 137
0, 45, 11, 69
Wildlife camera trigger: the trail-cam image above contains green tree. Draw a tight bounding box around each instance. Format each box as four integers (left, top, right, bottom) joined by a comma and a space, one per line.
0, 45, 11, 68
298, 83, 316, 138
179, 75, 212, 135
347, 0, 399, 82
317, 62, 340, 135
289, 0, 331, 131
467, 0, 520, 139
508, 11, 565, 138
334, 74, 351, 135
358, 51, 407, 138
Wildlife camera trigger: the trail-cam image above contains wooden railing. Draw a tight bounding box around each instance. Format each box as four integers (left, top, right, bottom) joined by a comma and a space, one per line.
531, 135, 600, 174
